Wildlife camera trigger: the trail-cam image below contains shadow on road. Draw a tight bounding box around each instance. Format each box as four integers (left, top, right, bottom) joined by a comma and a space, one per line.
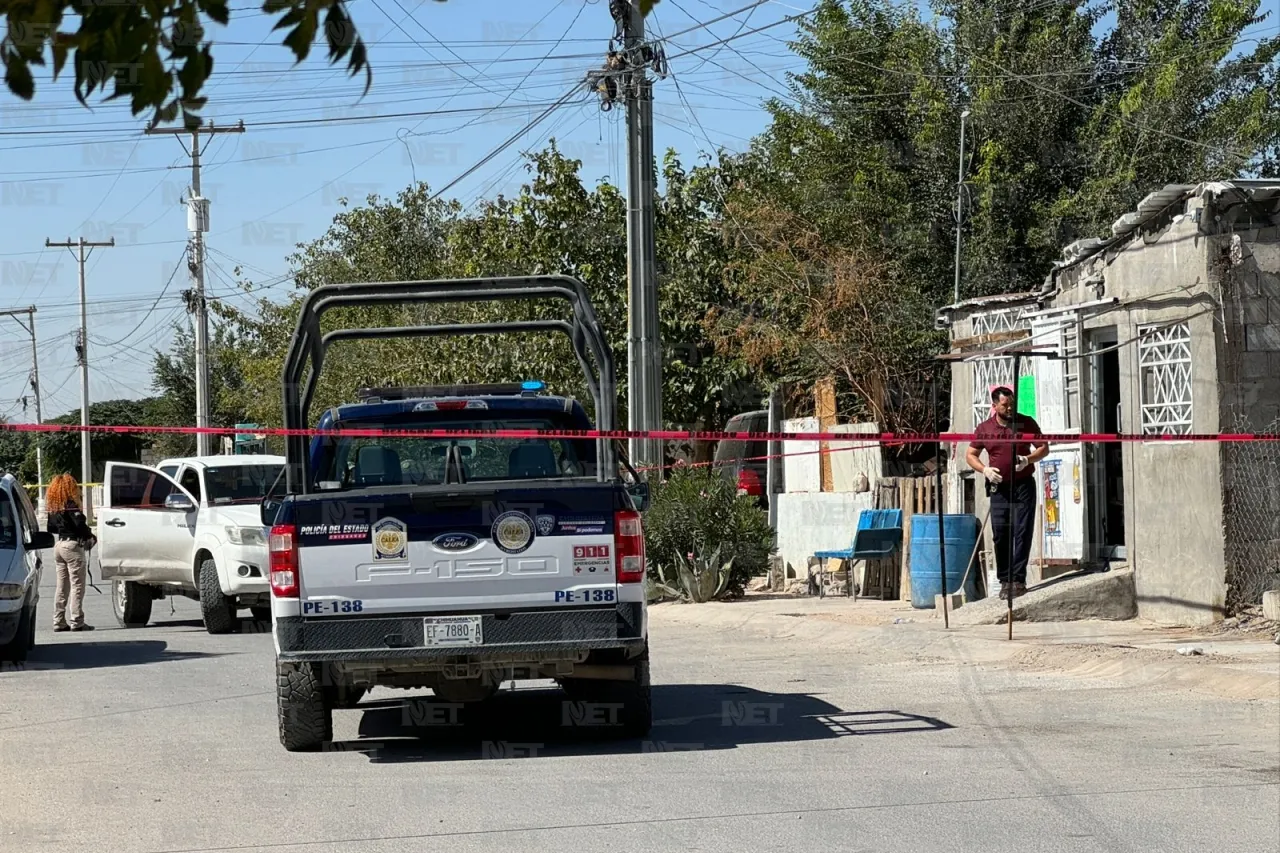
104, 617, 275, 635
329, 683, 954, 763
9, 640, 224, 671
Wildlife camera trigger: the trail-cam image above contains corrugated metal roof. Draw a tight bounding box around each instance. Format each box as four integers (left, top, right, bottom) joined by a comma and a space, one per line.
940, 291, 1040, 310
1055, 183, 1197, 270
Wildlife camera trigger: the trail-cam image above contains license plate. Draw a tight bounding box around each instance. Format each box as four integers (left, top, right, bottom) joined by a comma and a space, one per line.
422, 615, 483, 648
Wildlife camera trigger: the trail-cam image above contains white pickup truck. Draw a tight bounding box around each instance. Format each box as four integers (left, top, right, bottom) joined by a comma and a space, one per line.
97, 454, 285, 634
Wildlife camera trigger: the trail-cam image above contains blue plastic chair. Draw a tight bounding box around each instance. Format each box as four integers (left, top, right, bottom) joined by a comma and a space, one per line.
812, 508, 905, 599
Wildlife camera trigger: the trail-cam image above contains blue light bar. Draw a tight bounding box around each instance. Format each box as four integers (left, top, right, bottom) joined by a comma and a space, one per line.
521, 380, 545, 391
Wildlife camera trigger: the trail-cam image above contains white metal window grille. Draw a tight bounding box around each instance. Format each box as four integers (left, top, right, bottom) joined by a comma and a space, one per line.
970, 309, 1032, 427
1138, 322, 1193, 435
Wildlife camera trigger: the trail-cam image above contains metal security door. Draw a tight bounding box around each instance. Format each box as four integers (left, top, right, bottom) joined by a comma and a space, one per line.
1029, 313, 1085, 565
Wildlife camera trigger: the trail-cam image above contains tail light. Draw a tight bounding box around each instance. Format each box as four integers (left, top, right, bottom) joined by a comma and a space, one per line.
268, 524, 299, 598
737, 467, 762, 496
613, 510, 645, 583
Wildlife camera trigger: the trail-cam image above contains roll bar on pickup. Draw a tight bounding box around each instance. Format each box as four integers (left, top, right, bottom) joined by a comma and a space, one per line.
278, 275, 619, 493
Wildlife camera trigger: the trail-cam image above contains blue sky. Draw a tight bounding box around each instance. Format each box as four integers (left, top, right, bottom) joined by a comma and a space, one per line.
0, 0, 813, 421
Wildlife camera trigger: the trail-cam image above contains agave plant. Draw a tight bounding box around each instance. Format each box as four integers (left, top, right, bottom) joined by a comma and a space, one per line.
649, 543, 735, 603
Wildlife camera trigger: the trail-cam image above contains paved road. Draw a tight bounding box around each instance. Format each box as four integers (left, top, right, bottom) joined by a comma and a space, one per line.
3, 574, 1278, 853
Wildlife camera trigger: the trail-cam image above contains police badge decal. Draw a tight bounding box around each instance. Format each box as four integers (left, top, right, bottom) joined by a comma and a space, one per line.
372, 517, 408, 561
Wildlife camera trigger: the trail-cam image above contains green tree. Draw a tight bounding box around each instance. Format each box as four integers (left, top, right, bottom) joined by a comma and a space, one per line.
212, 182, 468, 426
712, 0, 954, 431
711, 0, 1277, 433
149, 318, 251, 458
214, 142, 749, 453
1054, 0, 1280, 237
0, 417, 35, 484
0, 0, 661, 128
938, 0, 1104, 296
37, 399, 154, 483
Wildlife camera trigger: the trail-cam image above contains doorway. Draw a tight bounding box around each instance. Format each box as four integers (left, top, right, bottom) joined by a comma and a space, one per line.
1087, 329, 1126, 561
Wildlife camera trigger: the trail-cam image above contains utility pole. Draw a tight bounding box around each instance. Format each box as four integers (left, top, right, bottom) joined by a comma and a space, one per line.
0, 306, 44, 509
605, 1, 663, 472
145, 120, 245, 456
46, 237, 114, 510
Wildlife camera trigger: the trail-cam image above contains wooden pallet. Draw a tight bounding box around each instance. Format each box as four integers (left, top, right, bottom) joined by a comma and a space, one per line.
875, 476, 943, 603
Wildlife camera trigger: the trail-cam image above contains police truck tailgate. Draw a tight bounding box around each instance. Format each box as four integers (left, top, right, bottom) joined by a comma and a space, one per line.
289, 484, 633, 617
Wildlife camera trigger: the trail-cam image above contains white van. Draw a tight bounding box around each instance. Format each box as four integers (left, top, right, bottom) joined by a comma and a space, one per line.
96, 454, 285, 634
0, 473, 55, 662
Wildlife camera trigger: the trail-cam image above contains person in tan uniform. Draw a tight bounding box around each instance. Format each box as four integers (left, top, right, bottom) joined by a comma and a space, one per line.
45, 474, 96, 632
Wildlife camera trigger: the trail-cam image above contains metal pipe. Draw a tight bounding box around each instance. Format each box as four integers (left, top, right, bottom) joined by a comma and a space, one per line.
1007, 353, 1021, 640
933, 371, 949, 628
953, 110, 970, 304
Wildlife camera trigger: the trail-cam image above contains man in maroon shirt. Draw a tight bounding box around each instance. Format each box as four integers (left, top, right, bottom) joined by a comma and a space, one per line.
966, 385, 1050, 599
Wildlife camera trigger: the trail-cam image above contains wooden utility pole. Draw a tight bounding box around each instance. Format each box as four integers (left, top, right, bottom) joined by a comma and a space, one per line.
815, 377, 837, 491
46, 237, 114, 509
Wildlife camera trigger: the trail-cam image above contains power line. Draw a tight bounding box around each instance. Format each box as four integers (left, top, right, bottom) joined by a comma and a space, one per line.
663, 5, 819, 62
0, 306, 46, 503
0, 99, 587, 137
971, 52, 1257, 161
428, 87, 592, 201
374, 0, 508, 97
95, 254, 186, 349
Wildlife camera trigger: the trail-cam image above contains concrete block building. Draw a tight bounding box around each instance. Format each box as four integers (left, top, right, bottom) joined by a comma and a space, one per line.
937, 181, 1280, 626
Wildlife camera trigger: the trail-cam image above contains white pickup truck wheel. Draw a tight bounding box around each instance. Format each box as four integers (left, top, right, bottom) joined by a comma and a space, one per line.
113, 580, 153, 628
198, 558, 237, 635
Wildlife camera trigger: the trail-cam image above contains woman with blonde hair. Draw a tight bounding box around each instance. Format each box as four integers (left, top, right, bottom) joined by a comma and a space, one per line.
45, 474, 96, 632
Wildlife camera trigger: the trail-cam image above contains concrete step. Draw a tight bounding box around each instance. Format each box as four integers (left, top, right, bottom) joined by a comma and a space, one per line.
949, 567, 1138, 626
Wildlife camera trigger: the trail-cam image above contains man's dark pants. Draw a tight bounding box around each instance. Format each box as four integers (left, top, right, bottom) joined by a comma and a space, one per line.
989, 476, 1038, 587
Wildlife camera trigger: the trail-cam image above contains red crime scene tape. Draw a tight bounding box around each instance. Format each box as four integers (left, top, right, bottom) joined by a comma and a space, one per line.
1, 422, 1278, 444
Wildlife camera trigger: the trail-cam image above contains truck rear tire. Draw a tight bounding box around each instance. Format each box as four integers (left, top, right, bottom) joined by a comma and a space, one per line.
277, 661, 333, 751
113, 580, 153, 628
199, 558, 237, 635
562, 651, 652, 739
612, 656, 652, 738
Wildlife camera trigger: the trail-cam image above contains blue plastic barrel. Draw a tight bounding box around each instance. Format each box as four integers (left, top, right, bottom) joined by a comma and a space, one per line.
909, 514, 981, 609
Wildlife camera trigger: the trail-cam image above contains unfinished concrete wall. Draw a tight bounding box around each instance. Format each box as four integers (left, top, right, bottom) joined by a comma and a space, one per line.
774, 491, 876, 579
781, 417, 821, 493
1219, 231, 1280, 429
1217, 226, 1280, 607
829, 423, 884, 492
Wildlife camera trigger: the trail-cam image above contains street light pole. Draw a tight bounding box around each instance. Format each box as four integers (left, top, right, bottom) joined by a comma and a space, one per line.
953, 109, 970, 304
